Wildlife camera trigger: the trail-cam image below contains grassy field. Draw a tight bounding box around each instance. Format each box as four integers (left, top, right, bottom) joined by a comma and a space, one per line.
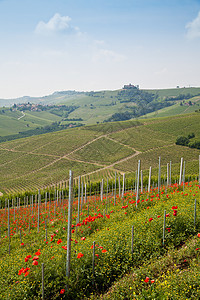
0, 180, 199, 299
0, 113, 199, 194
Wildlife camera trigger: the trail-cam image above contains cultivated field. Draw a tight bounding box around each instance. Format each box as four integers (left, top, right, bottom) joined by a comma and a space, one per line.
0, 113, 199, 195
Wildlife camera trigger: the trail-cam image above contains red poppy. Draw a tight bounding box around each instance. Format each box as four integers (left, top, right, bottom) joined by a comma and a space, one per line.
197, 233, 200, 238
102, 249, 107, 253
77, 252, 84, 258
60, 289, 65, 294
57, 239, 63, 244
151, 280, 155, 283
81, 237, 86, 241
62, 245, 67, 250
32, 260, 38, 266
144, 277, 149, 283
33, 256, 39, 261
149, 218, 153, 222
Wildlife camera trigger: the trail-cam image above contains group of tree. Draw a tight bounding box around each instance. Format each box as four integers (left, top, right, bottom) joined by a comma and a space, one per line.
175, 133, 200, 150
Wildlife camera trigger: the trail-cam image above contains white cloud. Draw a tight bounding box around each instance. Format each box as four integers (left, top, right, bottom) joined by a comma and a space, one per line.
186, 11, 200, 39
35, 13, 80, 35
92, 49, 126, 63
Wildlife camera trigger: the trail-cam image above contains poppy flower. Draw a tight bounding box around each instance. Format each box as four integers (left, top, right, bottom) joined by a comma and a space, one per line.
33, 256, 39, 261
81, 237, 86, 241
62, 246, 67, 250
197, 233, 200, 238
102, 249, 107, 253
57, 239, 62, 244
32, 260, 38, 266
149, 218, 153, 222
77, 252, 84, 258
144, 277, 149, 283
151, 280, 155, 283
60, 289, 65, 294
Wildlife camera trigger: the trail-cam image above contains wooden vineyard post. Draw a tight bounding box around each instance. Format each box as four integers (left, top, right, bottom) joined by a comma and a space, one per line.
179, 157, 183, 185
140, 170, 143, 194
158, 157, 161, 194
118, 176, 121, 198
170, 161, 172, 185
167, 163, 169, 187
122, 173, 125, 199
81, 181, 83, 213
85, 183, 87, 204
101, 179, 104, 202
136, 160, 140, 208
148, 166, 151, 193
163, 210, 166, 247
38, 190, 40, 233
78, 176, 81, 223
66, 170, 73, 278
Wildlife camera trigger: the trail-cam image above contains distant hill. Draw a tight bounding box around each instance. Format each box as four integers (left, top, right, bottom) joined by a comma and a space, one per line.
1, 86, 200, 138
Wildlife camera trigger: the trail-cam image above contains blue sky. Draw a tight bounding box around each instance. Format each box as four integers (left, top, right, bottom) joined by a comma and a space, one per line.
0, 0, 200, 98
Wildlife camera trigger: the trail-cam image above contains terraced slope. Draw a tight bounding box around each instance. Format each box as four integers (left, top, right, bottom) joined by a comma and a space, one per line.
0, 113, 199, 194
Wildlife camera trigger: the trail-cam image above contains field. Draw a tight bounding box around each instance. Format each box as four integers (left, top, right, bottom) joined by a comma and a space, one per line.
0, 113, 200, 194
0, 179, 200, 299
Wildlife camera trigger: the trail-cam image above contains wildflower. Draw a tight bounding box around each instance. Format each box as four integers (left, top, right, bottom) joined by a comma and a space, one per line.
77, 253, 84, 258
32, 260, 38, 266
151, 280, 155, 283
197, 233, 200, 238
21, 243, 24, 246
81, 237, 86, 241
33, 256, 39, 261
60, 289, 65, 294
62, 246, 67, 250
144, 277, 149, 283
157, 215, 161, 218
57, 239, 62, 244
102, 249, 107, 253
149, 218, 153, 222
18, 268, 25, 275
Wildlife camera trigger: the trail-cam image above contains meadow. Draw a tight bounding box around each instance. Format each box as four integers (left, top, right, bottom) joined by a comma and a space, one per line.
0, 177, 199, 299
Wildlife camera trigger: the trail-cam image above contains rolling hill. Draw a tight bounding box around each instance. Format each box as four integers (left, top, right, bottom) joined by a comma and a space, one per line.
0, 112, 200, 195
1, 86, 200, 139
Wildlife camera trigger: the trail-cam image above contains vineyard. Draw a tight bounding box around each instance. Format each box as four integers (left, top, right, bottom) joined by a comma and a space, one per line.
0, 172, 200, 299
0, 113, 200, 195
0, 111, 200, 298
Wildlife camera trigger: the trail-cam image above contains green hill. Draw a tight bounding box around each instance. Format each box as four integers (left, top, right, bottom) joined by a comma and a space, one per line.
0, 112, 200, 195
1, 86, 200, 139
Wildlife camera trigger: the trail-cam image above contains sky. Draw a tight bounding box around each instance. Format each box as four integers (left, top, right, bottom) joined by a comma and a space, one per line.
0, 0, 200, 98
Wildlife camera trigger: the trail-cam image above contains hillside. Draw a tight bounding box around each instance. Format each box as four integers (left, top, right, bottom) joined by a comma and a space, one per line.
1, 86, 200, 139
0, 112, 200, 195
